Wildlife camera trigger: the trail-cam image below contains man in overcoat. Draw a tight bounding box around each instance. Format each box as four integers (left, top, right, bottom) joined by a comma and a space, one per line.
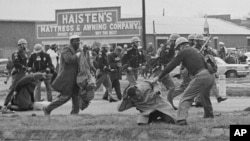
43, 35, 81, 115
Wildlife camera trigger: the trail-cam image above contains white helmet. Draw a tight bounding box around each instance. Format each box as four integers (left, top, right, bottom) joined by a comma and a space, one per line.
188, 34, 196, 40
219, 42, 225, 45
194, 34, 204, 41
17, 38, 27, 45
169, 33, 180, 41
175, 37, 188, 49
33, 44, 44, 53
131, 36, 141, 43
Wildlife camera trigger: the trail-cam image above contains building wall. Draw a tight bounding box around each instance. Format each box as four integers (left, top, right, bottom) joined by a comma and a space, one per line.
0, 21, 41, 58
146, 34, 250, 50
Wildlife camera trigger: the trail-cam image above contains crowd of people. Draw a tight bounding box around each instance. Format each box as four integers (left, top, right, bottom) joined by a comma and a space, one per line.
0, 33, 239, 126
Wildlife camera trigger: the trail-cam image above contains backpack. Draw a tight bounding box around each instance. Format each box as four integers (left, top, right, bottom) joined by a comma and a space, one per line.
204, 54, 218, 74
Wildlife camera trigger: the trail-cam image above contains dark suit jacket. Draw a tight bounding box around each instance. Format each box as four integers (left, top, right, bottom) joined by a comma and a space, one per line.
52, 46, 79, 95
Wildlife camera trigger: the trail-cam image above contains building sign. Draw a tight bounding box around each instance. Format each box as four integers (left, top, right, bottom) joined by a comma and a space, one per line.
36, 7, 141, 39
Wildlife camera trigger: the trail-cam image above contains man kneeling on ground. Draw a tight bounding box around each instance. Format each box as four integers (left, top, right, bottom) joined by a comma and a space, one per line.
118, 81, 176, 125
1, 72, 46, 113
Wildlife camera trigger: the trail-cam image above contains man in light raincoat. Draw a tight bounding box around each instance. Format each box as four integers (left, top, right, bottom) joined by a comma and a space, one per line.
118, 81, 176, 125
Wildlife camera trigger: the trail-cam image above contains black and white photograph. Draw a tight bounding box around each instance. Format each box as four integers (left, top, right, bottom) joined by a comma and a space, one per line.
0, 0, 250, 140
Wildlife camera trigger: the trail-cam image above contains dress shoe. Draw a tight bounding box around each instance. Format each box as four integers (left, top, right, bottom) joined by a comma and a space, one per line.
176, 120, 188, 126
42, 107, 50, 116
109, 99, 118, 103
217, 97, 227, 103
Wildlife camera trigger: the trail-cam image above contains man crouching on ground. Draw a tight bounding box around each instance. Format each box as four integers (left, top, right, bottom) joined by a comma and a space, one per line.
1, 72, 46, 112
118, 81, 176, 125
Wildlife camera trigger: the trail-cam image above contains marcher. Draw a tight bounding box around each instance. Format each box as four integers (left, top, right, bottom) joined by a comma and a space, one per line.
43, 35, 82, 115
118, 81, 175, 125
76, 45, 96, 111
152, 37, 214, 125
10, 38, 28, 90
2, 73, 46, 112
103, 46, 123, 100
151, 33, 180, 110
94, 43, 116, 102
27, 44, 54, 102
122, 37, 145, 86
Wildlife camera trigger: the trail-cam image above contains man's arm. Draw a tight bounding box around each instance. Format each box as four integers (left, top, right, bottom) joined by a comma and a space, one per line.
61, 47, 78, 64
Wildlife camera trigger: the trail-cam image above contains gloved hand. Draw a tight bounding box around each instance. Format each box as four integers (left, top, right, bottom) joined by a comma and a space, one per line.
141, 66, 146, 69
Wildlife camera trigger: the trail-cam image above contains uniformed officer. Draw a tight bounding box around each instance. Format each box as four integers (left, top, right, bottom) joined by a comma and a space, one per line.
152, 37, 215, 125
10, 38, 28, 90
27, 44, 54, 102
94, 43, 116, 102
151, 33, 180, 110
103, 46, 123, 100
188, 34, 196, 47
122, 36, 145, 86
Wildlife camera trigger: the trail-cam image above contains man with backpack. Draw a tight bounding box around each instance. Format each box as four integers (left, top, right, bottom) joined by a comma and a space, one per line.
152, 37, 214, 125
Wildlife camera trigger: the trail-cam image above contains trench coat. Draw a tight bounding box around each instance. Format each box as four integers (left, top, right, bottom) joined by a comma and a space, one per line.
118, 81, 175, 117
52, 46, 79, 95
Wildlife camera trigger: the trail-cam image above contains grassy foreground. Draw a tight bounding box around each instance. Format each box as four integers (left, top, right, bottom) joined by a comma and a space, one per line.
1, 111, 250, 141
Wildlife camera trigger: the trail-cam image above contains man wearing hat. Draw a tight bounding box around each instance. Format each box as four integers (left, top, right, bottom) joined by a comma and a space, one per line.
27, 44, 54, 102
94, 43, 116, 102
118, 81, 176, 125
43, 35, 81, 115
152, 37, 214, 125
151, 33, 179, 110
10, 38, 28, 90
122, 36, 145, 86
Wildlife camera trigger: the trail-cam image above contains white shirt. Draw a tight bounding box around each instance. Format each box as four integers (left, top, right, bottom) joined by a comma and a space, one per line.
47, 49, 58, 68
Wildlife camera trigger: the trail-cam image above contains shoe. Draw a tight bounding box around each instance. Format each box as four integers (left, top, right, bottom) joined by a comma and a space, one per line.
244, 107, 250, 111
191, 102, 203, 108
102, 97, 108, 101
217, 97, 227, 103
109, 99, 118, 103
1, 108, 15, 114
42, 107, 50, 116
176, 120, 188, 126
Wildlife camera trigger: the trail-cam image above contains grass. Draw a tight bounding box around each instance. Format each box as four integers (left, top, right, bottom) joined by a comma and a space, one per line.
1, 111, 250, 140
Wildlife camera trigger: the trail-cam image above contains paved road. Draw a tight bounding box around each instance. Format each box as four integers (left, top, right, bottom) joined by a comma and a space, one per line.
1, 76, 250, 117
1, 97, 250, 117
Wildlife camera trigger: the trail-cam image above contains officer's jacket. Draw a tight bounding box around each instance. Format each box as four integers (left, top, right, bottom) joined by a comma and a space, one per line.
27, 52, 53, 73
12, 50, 28, 71
94, 50, 109, 71
122, 46, 144, 68
108, 52, 121, 80
159, 48, 171, 65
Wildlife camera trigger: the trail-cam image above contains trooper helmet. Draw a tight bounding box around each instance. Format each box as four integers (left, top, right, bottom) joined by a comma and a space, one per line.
17, 38, 27, 45
175, 37, 189, 49
131, 36, 141, 43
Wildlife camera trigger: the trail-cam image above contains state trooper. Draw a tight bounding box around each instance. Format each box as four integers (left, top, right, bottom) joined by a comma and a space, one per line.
152, 37, 215, 125
151, 33, 180, 110
103, 46, 123, 100
192, 35, 227, 106
188, 34, 196, 47
27, 44, 54, 102
94, 43, 116, 102
122, 37, 145, 86
10, 38, 28, 90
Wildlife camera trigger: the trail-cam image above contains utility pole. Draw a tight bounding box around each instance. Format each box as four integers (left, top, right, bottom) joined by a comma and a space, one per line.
142, 0, 146, 50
